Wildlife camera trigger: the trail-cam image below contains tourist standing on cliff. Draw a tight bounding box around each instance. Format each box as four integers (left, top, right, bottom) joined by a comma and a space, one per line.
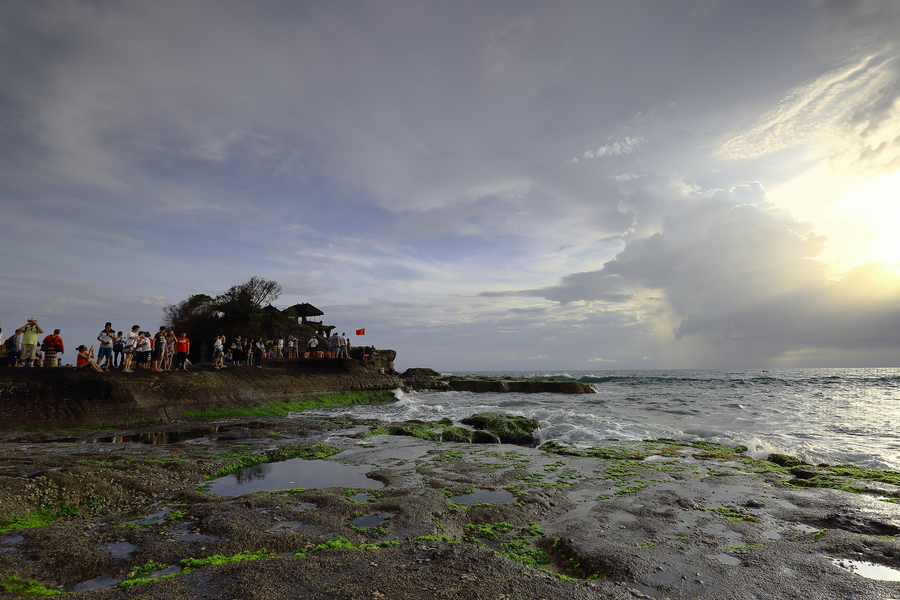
112, 331, 125, 368
41, 329, 64, 367
138, 332, 152, 369
329, 332, 340, 358
150, 326, 166, 372
254, 338, 264, 367
122, 325, 139, 372
212, 334, 225, 369
16, 318, 43, 368
231, 335, 242, 366
96, 322, 115, 370
174, 332, 190, 371
307, 336, 318, 358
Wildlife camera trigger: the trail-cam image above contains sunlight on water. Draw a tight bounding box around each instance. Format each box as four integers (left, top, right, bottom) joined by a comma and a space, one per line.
830, 557, 900, 581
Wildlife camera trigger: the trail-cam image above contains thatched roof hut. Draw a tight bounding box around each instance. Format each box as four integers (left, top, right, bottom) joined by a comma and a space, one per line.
287, 302, 324, 323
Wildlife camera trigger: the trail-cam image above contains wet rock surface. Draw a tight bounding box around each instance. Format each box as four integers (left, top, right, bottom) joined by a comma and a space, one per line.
442, 377, 596, 394
1, 418, 900, 598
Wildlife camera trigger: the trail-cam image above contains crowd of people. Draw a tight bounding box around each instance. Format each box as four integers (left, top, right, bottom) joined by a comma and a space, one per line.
1, 319, 359, 373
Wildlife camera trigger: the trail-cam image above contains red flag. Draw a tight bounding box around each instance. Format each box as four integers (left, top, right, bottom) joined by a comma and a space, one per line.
355, 328, 365, 336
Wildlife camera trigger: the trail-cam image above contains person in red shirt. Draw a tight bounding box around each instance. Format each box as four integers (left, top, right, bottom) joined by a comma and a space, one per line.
174, 333, 190, 371
42, 329, 64, 367
76, 345, 104, 372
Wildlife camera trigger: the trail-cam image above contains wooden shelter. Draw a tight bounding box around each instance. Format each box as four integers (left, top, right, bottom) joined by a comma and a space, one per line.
287, 302, 324, 323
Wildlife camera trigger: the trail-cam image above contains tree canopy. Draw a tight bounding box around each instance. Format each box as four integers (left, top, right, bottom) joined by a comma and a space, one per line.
162, 277, 313, 360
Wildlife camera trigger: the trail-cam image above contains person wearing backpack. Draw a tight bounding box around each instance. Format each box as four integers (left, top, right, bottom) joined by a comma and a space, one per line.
41, 329, 65, 367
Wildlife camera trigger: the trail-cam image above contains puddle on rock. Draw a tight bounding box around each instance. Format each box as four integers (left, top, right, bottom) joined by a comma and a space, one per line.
829, 557, 900, 581
348, 492, 375, 503
648, 571, 678, 583
1, 535, 23, 552
292, 503, 316, 512
449, 489, 516, 506
626, 582, 664, 598
68, 577, 121, 592
173, 531, 216, 543
126, 507, 171, 526
202, 458, 383, 496
709, 553, 742, 566
352, 512, 392, 528
267, 521, 316, 533
700, 523, 743, 546
101, 541, 136, 556
85, 422, 276, 445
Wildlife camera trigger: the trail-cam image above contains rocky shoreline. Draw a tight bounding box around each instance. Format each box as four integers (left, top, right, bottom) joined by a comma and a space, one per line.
2, 369, 900, 598
2, 408, 900, 598
0, 361, 597, 433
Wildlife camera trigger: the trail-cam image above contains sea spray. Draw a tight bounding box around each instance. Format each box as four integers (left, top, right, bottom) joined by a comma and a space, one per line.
302, 368, 900, 470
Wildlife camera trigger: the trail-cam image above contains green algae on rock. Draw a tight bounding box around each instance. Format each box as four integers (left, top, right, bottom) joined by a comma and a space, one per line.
459, 412, 541, 445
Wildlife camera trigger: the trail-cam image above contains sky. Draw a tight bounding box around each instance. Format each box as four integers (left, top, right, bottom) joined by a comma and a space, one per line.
2, 0, 900, 371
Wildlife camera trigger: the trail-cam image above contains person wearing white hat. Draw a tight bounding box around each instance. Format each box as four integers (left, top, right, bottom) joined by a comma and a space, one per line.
16, 318, 43, 367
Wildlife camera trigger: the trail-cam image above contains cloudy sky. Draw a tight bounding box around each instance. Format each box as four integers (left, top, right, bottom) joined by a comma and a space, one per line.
2, 0, 900, 371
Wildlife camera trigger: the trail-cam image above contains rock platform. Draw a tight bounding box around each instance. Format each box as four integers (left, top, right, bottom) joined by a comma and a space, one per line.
2, 413, 900, 599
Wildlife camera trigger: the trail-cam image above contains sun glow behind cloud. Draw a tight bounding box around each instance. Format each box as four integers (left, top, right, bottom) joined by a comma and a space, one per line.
721, 39, 900, 272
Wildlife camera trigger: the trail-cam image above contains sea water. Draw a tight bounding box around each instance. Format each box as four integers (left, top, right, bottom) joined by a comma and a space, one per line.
299, 368, 900, 471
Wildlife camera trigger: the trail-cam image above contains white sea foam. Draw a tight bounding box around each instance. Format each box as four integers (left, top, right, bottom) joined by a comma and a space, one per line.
310, 368, 900, 469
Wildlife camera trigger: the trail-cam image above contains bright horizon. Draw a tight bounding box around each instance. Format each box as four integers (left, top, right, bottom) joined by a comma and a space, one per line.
2, 1, 899, 372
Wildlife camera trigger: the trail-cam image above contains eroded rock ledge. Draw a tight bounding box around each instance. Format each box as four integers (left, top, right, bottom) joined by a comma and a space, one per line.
0, 352, 398, 432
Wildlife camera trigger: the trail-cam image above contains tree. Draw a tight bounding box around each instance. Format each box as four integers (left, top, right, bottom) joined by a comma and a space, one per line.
218, 276, 282, 310
162, 277, 311, 362
162, 294, 215, 326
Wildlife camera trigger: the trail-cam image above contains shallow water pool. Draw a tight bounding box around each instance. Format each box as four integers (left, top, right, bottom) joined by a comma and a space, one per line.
203, 458, 383, 496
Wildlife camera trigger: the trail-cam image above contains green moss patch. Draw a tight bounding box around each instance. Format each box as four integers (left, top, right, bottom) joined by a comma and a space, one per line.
182, 391, 395, 421
460, 413, 541, 444
294, 537, 399, 557
205, 443, 342, 480
121, 549, 272, 588
1, 577, 61, 596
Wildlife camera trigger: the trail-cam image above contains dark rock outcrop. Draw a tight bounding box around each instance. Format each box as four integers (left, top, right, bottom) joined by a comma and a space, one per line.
443, 378, 595, 394
399, 367, 446, 390
0, 352, 399, 432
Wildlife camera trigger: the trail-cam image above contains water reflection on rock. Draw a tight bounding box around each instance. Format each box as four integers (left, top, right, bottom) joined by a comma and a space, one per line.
204, 458, 383, 496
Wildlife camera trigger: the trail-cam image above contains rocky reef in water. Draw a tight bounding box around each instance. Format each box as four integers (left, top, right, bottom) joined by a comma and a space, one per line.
398, 370, 597, 394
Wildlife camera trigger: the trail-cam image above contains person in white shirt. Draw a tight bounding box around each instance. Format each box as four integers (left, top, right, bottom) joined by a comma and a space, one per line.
96, 322, 115, 370
213, 335, 225, 369
123, 325, 140, 372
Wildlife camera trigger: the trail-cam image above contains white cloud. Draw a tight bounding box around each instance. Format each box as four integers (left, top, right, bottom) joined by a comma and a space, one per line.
500, 181, 900, 363
720, 53, 900, 175
579, 136, 645, 161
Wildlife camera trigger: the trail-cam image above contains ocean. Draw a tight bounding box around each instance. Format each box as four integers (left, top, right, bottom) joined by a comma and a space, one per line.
304, 368, 900, 471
